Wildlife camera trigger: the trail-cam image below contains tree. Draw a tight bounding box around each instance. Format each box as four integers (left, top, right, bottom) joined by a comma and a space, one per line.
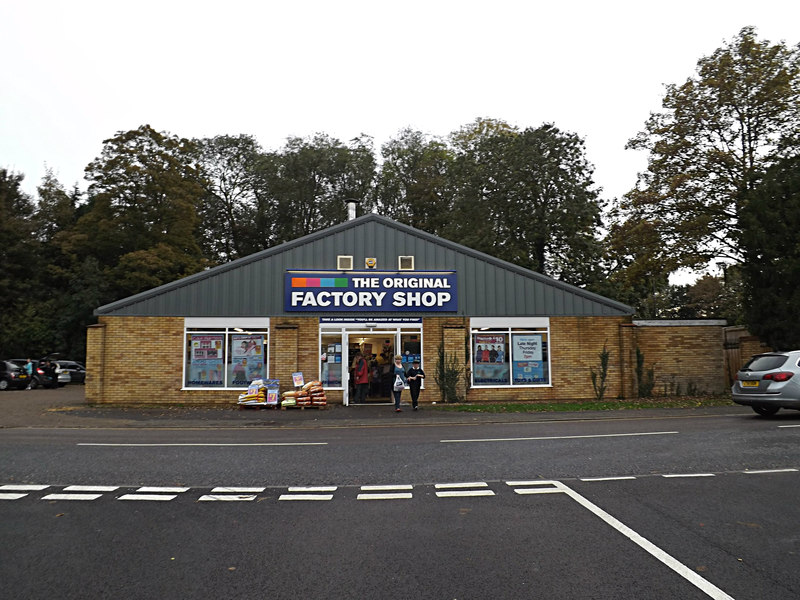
450, 120, 604, 284
74, 125, 209, 299
624, 27, 800, 269
194, 134, 267, 263
740, 154, 800, 349
257, 133, 376, 245
0, 169, 39, 356
374, 128, 454, 234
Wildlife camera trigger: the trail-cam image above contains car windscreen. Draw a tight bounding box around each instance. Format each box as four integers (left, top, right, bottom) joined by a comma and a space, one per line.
742, 354, 788, 371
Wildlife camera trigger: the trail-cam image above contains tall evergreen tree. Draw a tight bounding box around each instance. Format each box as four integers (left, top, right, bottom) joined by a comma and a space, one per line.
741, 154, 800, 349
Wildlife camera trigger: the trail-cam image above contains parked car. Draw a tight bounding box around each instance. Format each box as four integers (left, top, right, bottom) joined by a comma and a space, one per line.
11, 358, 58, 389
732, 350, 800, 417
38, 356, 71, 387
55, 360, 86, 384
0, 360, 31, 390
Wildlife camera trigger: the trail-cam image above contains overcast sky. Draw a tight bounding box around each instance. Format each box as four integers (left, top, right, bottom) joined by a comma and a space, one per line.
2, 1, 798, 204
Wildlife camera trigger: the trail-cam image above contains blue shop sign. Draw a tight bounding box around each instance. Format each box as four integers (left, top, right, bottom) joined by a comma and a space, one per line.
285, 271, 457, 312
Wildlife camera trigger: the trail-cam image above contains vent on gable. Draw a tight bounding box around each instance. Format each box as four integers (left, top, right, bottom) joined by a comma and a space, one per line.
337, 255, 353, 270
398, 255, 415, 271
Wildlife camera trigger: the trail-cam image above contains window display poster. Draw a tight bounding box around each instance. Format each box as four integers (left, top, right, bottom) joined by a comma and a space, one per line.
473, 334, 509, 384
512, 335, 542, 361
188, 334, 224, 386
512, 334, 546, 383
231, 334, 265, 385
475, 335, 506, 363
292, 372, 305, 387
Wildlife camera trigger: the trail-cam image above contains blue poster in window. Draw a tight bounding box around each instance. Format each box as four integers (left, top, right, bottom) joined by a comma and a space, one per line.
512, 335, 546, 383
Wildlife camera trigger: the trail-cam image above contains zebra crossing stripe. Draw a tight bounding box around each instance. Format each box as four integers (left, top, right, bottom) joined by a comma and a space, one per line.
42, 493, 103, 501
199, 494, 257, 502
64, 485, 119, 492
279, 494, 333, 501
118, 494, 178, 501
434, 482, 488, 489
136, 486, 190, 493
0, 484, 49, 491
0, 493, 28, 500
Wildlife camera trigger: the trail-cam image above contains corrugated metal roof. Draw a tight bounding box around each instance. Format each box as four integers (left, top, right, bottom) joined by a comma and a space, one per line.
95, 214, 633, 317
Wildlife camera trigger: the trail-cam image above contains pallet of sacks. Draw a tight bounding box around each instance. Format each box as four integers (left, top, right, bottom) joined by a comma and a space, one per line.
237, 379, 267, 406
280, 380, 326, 409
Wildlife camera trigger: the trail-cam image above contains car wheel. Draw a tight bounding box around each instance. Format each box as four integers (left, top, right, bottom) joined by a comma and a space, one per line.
0, 380, 8, 391
752, 405, 780, 417
30, 378, 40, 390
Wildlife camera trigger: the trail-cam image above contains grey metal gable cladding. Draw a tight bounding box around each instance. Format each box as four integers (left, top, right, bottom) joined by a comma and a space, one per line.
95, 214, 633, 317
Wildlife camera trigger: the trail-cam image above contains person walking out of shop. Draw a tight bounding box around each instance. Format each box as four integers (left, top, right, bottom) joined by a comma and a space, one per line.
392, 355, 408, 412
406, 358, 425, 410
353, 352, 369, 404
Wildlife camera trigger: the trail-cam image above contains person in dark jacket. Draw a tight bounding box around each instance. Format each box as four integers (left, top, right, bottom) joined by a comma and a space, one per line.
405, 359, 425, 410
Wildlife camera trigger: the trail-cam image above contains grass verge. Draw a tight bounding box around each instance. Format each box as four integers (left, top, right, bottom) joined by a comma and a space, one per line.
428, 395, 733, 413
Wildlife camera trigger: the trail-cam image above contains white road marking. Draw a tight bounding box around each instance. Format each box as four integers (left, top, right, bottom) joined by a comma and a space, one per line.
662, 473, 715, 478
435, 482, 488, 489
579, 476, 637, 482
0, 484, 49, 491
441, 431, 679, 443
0, 493, 28, 500
136, 487, 190, 493
78, 442, 326, 446
42, 493, 102, 501
198, 494, 257, 502
287, 486, 337, 492
64, 485, 119, 492
210, 487, 266, 493
436, 490, 495, 498
506, 480, 558, 487
743, 468, 798, 474
513, 488, 564, 495
360, 484, 413, 491
279, 494, 334, 501
552, 481, 735, 600
778, 424, 800, 428
358, 492, 413, 500
118, 494, 178, 501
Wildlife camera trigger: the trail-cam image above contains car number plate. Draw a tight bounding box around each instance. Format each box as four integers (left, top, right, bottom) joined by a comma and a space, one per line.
741, 380, 759, 387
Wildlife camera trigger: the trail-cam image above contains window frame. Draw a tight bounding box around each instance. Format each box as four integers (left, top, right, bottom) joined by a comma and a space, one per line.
469, 318, 551, 389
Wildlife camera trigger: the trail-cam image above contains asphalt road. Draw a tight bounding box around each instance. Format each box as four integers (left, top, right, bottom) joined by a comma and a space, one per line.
1, 386, 799, 599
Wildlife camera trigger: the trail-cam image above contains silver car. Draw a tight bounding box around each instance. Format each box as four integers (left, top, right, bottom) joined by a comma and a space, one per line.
732, 350, 800, 416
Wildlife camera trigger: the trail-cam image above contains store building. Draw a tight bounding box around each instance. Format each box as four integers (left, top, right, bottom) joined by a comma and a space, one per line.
87, 213, 719, 407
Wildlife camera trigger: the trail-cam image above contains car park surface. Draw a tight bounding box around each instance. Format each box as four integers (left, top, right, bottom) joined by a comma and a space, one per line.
732, 349, 800, 416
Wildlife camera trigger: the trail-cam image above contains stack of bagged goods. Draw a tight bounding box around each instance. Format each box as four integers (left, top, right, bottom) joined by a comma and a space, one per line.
281, 389, 299, 407
303, 380, 327, 407
238, 379, 266, 405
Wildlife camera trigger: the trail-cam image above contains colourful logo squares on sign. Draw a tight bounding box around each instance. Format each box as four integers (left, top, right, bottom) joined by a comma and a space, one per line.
291, 277, 348, 288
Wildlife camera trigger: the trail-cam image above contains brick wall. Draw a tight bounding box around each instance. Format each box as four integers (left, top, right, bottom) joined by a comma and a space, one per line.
86, 315, 730, 406
631, 323, 728, 396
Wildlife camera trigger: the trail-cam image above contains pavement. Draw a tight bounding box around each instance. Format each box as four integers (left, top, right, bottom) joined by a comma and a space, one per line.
0, 384, 750, 429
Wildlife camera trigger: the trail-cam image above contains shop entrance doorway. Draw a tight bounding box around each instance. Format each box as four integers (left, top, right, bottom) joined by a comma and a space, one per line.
321, 321, 422, 406
345, 331, 396, 405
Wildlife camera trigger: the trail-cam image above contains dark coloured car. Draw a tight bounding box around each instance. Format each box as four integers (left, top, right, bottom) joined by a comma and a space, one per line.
732, 350, 800, 416
0, 360, 31, 390
56, 360, 86, 384
9, 359, 56, 389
